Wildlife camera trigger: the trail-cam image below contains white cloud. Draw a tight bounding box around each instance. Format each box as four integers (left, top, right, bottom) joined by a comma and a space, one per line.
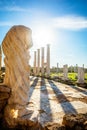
52, 15, 87, 30
0, 6, 30, 12
0, 22, 13, 26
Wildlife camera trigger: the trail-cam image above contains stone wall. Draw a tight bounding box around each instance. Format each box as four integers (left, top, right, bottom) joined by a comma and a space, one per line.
0, 85, 11, 121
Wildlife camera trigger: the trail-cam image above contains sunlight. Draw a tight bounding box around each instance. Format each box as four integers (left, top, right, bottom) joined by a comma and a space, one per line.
32, 25, 55, 47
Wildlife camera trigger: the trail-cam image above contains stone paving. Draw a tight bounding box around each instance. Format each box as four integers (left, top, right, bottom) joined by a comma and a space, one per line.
24, 76, 87, 127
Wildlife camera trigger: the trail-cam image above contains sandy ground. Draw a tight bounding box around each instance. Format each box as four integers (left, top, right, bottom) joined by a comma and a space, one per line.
23, 76, 87, 127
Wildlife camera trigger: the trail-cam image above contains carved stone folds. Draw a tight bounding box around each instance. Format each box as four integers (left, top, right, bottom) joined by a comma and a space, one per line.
2, 25, 33, 126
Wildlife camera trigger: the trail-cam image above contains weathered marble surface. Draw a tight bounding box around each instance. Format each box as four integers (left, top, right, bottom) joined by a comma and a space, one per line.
77, 67, 84, 83
2, 25, 33, 126
63, 64, 68, 80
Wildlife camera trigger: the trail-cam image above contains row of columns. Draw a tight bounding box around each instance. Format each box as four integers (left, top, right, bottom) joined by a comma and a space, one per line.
33, 44, 50, 76
0, 43, 85, 84
56, 63, 84, 74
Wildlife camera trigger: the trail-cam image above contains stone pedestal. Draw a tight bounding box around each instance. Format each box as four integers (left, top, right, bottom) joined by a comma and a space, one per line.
77, 67, 84, 83
63, 64, 68, 80
2, 25, 33, 126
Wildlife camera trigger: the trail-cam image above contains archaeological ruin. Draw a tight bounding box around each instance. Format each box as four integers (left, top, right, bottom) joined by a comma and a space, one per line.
0, 25, 87, 130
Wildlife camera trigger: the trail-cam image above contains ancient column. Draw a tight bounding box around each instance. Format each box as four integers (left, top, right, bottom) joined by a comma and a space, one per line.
76, 64, 78, 72
83, 64, 84, 69
46, 44, 50, 76
74, 66, 76, 73
37, 49, 40, 75
56, 63, 59, 73
41, 47, 44, 75
0, 46, 2, 70
77, 67, 84, 83
63, 64, 68, 80
33, 51, 36, 75
82, 64, 84, 71
74, 64, 78, 73
71, 65, 73, 73
2, 25, 33, 126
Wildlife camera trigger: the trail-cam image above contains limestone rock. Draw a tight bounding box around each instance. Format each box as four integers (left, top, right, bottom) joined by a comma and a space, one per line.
62, 113, 87, 129
0, 93, 9, 100
63, 114, 77, 127
75, 125, 83, 130
0, 85, 10, 93
0, 113, 3, 119
84, 121, 87, 130
2, 25, 33, 126
44, 122, 65, 130
0, 101, 6, 111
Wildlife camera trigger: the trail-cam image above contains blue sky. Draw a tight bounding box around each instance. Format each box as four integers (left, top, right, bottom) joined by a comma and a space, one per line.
0, 0, 87, 68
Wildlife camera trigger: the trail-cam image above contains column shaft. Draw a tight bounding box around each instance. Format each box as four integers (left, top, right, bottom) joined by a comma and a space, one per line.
46, 44, 50, 76
33, 51, 36, 75
41, 47, 44, 75
37, 49, 40, 75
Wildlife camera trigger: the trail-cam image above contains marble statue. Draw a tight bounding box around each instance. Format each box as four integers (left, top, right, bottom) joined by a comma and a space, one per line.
2, 25, 33, 126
